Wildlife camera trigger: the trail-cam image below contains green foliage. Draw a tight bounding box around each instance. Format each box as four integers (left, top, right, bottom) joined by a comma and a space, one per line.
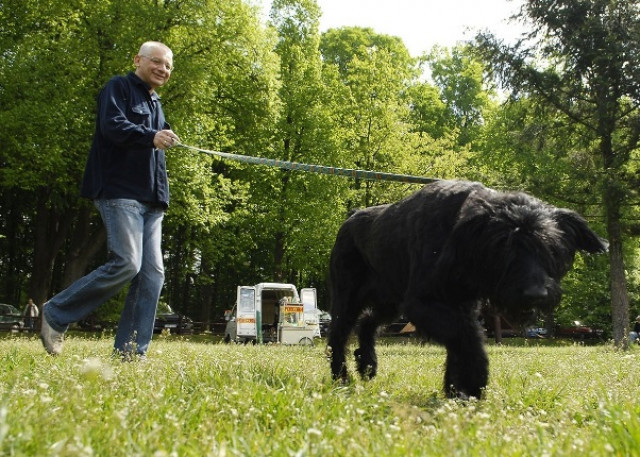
426, 45, 494, 146
0, 0, 627, 332
471, 0, 640, 342
0, 0, 94, 198
405, 81, 450, 139
319, 26, 437, 208
557, 253, 612, 331
2, 338, 640, 455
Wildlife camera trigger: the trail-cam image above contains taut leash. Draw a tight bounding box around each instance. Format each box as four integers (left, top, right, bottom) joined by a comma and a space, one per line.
176, 143, 440, 185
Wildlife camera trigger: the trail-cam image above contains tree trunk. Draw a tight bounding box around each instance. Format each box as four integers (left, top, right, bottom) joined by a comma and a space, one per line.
605, 193, 629, 348
273, 167, 291, 282
543, 308, 555, 338
200, 282, 214, 331
1, 188, 30, 305
29, 189, 74, 306
601, 121, 630, 348
273, 228, 285, 282
61, 205, 106, 288
604, 178, 629, 349
198, 258, 215, 331
493, 314, 503, 344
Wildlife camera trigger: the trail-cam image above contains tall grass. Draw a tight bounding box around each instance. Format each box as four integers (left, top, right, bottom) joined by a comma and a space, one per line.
1, 334, 639, 456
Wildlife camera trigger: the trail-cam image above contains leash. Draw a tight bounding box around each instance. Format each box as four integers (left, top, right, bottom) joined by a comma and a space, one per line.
176, 143, 440, 185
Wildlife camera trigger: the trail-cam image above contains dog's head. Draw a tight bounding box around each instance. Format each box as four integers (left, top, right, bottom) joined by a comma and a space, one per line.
434, 191, 608, 317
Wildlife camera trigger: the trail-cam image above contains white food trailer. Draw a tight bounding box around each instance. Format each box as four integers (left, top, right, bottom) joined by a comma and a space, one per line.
224, 282, 320, 344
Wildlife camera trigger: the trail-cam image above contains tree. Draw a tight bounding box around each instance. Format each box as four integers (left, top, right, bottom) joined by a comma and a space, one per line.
0, 0, 126, 306
0, 0, 281, 322
475, 0, 640, 347
426, 45, 493, 146
252, 0, 345, 284
320, 26, 426, 207
160, 0, 280, 318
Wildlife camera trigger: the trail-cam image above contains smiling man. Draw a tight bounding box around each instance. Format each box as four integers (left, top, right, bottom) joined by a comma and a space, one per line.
41, 41, 180, 359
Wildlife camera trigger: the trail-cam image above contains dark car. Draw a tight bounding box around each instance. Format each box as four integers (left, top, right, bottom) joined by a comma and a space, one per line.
556, 320, 604, 340
153, 304, 193, 334
525, 327, 549, 338
483, 314, 523, 339
0, 304, 24, 331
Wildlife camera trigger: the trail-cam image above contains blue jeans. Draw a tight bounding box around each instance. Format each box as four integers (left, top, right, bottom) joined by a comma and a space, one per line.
44, 199, 165, 355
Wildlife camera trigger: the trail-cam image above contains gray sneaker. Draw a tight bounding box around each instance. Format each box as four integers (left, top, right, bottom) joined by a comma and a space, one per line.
40, 305, 64, 355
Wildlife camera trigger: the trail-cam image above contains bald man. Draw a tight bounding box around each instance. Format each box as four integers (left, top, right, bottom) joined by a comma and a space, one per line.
41, 41, 180, 359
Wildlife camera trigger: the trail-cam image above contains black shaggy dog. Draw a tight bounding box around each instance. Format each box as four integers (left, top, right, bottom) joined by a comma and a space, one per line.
327, 180, 608, 399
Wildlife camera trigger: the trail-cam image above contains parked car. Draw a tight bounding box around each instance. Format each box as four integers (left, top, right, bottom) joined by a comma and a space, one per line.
525, 327, 549, 338
0, 303, 24, 331
555, 320, 604, 340
153, 304, 193, 334
483, 314, 523, 338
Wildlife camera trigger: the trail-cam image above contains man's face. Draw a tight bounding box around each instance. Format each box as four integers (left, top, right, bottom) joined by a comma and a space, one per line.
134, 47, 173, 90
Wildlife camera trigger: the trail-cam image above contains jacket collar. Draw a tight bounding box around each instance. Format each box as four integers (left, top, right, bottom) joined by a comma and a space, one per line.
127, 71, 161, 100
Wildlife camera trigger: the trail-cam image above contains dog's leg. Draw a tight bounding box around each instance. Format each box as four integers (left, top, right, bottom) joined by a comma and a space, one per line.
327, 308, 359, 382
327, 230, 369, 382
327, 279, 362, 382
442, 331, 488, 399
354, 311, 378, 379
406, 300, 488, 399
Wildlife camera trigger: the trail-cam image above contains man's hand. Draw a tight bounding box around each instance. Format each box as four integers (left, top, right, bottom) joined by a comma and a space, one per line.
153, 130, 181, 149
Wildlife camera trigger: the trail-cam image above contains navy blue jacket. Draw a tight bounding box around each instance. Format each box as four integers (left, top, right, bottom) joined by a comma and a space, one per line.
81, 72, 170, 207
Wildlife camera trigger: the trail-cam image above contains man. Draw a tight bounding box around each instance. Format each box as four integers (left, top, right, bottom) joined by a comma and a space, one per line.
23, 298, 39, 331
41, 41, 180, 358
630, 315, 640, 344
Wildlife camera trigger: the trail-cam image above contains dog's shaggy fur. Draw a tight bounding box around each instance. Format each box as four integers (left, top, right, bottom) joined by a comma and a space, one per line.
327, 180, 608, 398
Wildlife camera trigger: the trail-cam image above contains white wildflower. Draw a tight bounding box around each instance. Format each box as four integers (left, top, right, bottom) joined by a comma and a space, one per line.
81, 357, 114, 381
0, 406, 8, 442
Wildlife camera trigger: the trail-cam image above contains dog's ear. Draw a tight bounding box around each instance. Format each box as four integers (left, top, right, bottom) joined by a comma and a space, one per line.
554, 209, 609, 254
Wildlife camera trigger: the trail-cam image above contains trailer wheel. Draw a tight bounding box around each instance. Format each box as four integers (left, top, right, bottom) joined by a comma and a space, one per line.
299, 337, 314, 346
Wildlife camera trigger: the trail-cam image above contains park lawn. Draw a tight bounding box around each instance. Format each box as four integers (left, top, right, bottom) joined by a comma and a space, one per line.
0, 334, 639, 456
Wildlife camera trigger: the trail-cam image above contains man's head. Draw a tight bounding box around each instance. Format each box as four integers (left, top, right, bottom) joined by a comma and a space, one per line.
134, 41, 173, 91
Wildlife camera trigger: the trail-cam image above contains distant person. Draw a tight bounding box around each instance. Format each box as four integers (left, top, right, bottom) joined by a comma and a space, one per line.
40, 41, 180, 359
630, 315, 640, 345
23, 298, 39, 331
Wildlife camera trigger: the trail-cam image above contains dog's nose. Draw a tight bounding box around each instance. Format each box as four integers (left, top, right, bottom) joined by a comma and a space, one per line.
523, 284, 548, 301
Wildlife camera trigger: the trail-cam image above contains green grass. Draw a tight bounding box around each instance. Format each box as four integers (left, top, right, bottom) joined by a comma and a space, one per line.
1, 334, 639, 456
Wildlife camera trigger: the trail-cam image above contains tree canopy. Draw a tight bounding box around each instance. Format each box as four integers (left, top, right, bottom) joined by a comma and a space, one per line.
475, 0, 640, 346
0, 0, 630, 338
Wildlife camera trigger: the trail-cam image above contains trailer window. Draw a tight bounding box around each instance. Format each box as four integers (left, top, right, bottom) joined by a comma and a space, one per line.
238, 288, 255, 313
